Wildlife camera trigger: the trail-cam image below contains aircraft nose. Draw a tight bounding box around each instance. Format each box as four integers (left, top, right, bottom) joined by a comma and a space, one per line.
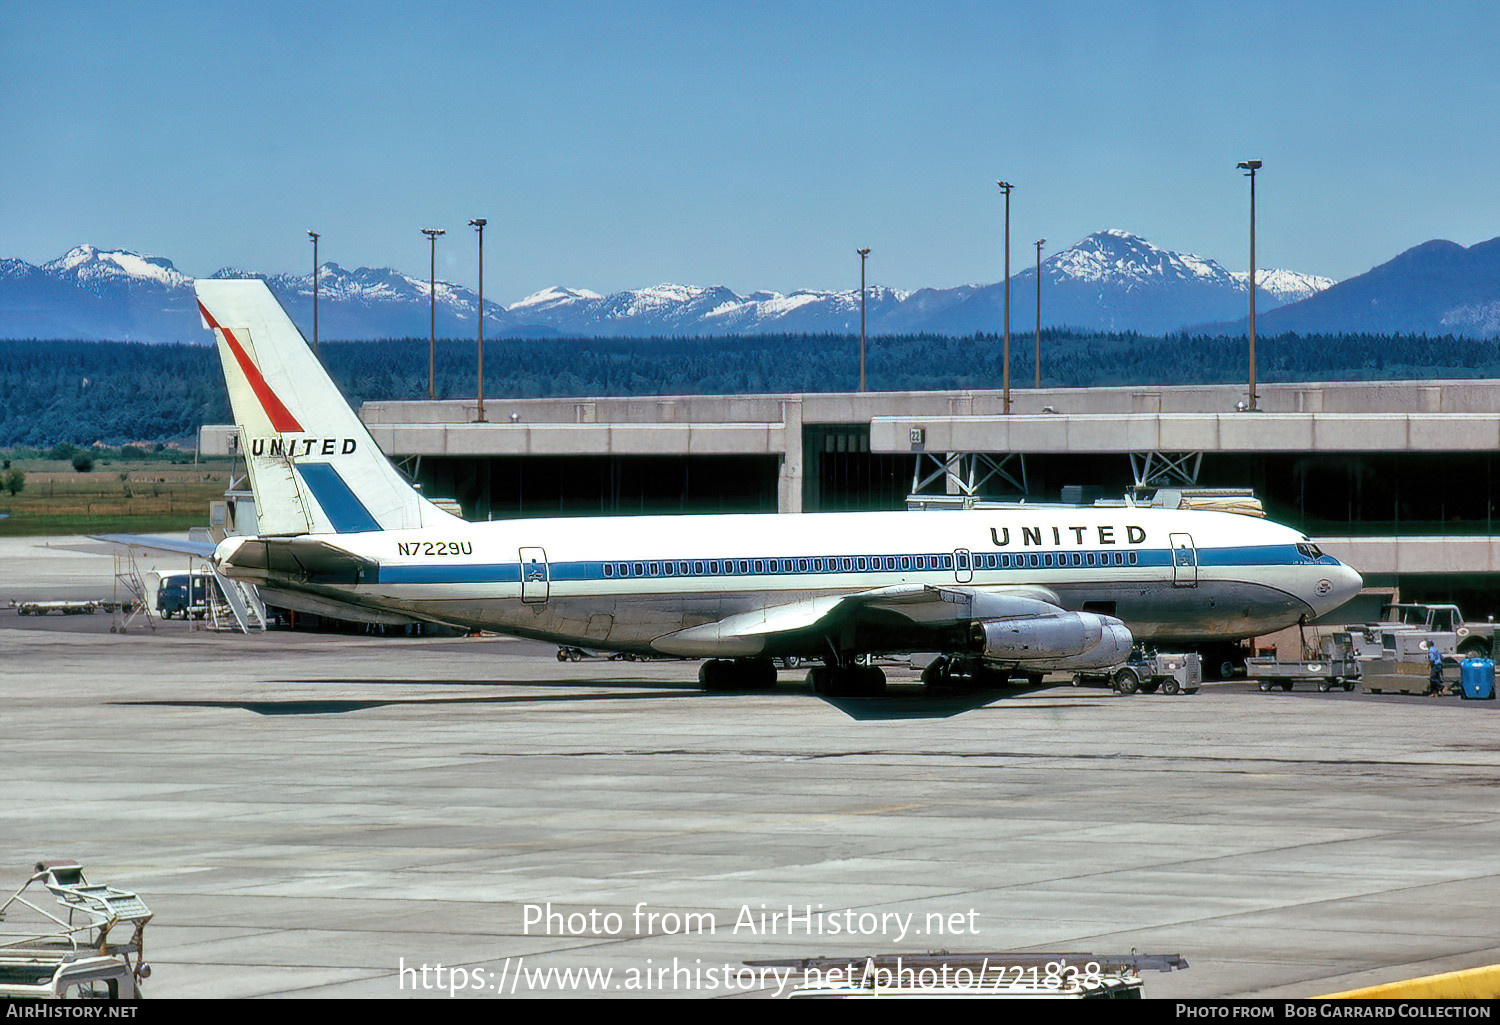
1312, 561, 1363, 616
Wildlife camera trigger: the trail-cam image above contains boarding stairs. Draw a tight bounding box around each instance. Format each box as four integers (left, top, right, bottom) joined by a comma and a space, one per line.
110, 550, 156, 634
0, 861, 153, 998
0, 861, 152, 958
205, 565, 268, 633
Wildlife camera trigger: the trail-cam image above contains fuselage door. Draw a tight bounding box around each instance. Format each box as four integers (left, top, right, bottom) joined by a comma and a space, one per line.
519, 547, 549, 604
954, 548, 973, 584
1169, 533, 1198, 588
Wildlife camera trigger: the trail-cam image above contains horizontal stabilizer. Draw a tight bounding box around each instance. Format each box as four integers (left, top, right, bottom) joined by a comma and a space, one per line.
90, 534, 219, 559
215, 535, 377, 586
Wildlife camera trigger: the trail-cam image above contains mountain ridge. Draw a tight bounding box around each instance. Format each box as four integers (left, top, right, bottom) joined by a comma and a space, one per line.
0, 230, 1360, 342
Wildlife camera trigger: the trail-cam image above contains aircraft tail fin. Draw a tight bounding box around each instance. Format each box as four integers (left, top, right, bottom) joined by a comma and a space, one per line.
195, 278, 461, 536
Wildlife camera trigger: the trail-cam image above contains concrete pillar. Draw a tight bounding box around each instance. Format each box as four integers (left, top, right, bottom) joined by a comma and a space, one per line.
777, 399, 803, 513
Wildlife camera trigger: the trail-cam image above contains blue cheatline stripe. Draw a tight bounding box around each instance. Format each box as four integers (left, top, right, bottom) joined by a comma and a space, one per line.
366, 544, 1317, 588
381, 564, 521, 584
295, 463, 382, 534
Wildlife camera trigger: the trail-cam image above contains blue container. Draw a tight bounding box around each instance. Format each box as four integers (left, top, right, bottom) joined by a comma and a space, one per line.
1459, 657, 1495, 700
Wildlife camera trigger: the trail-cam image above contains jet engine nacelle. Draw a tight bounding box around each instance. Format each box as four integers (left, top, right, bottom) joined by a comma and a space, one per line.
970, 612, 1133, 670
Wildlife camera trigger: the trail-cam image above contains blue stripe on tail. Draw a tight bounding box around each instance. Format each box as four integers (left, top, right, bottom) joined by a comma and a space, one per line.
295, 463, 382, 533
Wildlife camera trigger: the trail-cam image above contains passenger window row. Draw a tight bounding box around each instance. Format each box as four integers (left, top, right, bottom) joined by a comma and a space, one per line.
601, 550, 1139, 578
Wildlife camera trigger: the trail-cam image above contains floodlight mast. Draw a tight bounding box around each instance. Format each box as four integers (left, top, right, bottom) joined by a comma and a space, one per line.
422, 228, 446, 401
1034, 238, 1045, 389
1237, 160, 1262, 412
307, 231, 319, 357
997, 181, 1012, 414
857, 248, 871, 392
469, 218, 487, 423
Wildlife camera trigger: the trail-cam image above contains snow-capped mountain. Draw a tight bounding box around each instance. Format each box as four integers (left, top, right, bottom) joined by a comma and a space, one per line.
498, 231, 1332, 337
0, 248, 537, 342
0, 232, 1339, 342
1231, 268, 1334, 306
988, 229, 1328, 335
212, 263, 534, 341
508, 282, 913, 336
45, 244, 193, 290
0, 244, 201, 341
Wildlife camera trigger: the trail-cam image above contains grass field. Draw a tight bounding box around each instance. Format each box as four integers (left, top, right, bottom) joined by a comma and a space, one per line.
0, 458, 232, 536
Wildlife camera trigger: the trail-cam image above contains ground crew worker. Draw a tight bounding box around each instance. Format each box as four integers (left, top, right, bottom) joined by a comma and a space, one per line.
1427, 643, 1445, 696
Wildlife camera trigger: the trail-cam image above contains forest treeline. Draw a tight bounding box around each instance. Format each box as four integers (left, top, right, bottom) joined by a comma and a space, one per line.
2, 330, 1497, 446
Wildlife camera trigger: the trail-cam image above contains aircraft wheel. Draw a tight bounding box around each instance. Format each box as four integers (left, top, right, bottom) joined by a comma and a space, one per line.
854, 665, 887, 697
699, 659, 740, 691
1160, 679, 1181, 696
1113, 667, 1141, 695
738, 657, 778, 691
808, 665, 885, 697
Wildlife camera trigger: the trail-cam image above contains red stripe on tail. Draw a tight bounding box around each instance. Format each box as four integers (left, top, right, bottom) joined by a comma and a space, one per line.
198, 299, 304, 433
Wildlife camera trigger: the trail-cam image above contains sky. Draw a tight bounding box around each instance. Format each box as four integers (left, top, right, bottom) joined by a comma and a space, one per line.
3, 1, 1498, 300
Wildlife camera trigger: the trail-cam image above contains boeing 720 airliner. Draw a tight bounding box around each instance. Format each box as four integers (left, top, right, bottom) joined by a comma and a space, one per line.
186, 279, 1361, 696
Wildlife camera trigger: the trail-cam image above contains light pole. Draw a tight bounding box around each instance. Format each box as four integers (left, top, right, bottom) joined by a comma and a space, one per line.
1237, 159, 1262, 412
307, 230, 319, 356
1034, 238, 1045, 389
857, 247, 871, 392
422, 228, 445, 401
997, 181, 1012, 413
469, 218, 487, 423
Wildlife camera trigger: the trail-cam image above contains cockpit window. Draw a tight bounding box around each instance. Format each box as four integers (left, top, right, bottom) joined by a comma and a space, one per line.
1296, 541, 1324, 560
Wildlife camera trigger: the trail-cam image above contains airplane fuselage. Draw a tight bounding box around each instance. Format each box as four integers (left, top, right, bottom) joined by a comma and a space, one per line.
222, 504, 1360, 659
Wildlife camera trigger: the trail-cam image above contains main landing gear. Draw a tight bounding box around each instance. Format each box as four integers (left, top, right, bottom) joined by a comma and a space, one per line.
806, 663, 887, 698
697, 658, 779, 691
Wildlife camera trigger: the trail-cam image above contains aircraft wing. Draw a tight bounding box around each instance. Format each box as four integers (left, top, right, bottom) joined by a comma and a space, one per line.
650, 583, 1068, 657
90, 533, 220, 559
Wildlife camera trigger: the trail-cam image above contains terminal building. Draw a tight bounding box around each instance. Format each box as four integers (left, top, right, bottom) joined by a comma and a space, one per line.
206, 376, 1500, 626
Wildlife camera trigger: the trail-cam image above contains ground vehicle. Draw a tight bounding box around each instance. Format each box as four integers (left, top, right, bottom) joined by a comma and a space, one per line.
1247, 655, 1360, 692
556, 646, 647, 662
13, 599, 102, 616
155, 570, 212, 620
0, 861, 152, 999
1247, 631, 1361, 692
1375, 603, 1495, 658
1076, 651, 1201, 695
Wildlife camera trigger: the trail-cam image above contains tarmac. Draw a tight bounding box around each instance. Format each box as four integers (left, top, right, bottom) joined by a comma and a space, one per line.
1, 535, 1498, 999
